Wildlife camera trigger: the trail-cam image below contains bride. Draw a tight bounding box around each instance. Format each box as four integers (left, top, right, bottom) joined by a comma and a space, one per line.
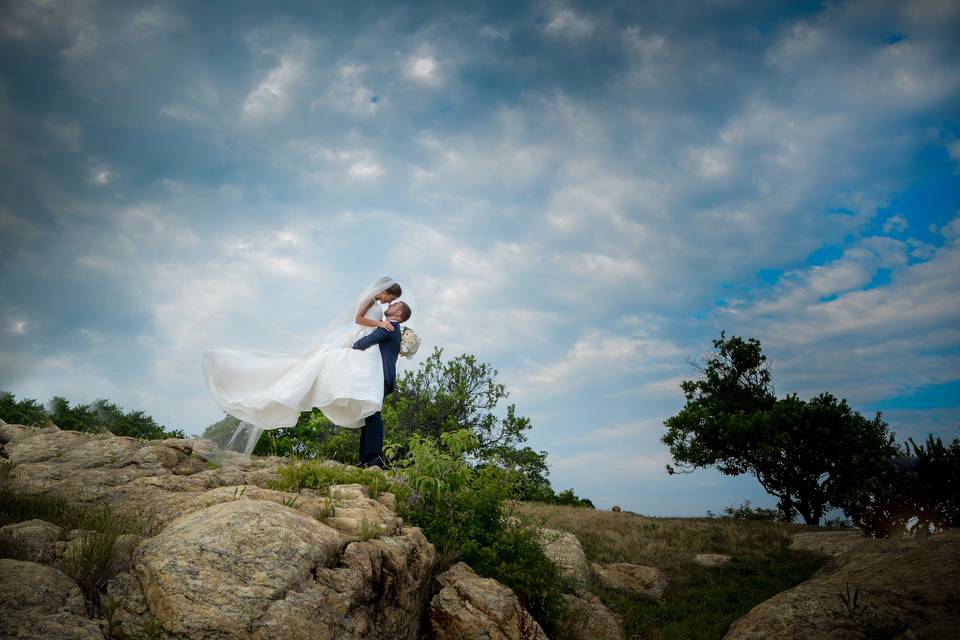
201, 276, 411, 456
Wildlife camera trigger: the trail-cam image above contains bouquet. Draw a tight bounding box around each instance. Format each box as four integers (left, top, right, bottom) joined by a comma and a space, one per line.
400, 327, 421, 359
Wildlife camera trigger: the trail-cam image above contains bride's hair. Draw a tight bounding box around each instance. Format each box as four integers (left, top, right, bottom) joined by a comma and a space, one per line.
384, 283, 402, 297
395, 301, 412, 322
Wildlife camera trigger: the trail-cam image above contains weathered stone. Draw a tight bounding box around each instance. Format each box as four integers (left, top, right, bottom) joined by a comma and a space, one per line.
0, 558, 103, 639
0, 518, 63, 563
790, 530, 866, 557
135, 499, 343, 638
430, 561, 548, 640
694, 553, 732, 567
725, 531, 960, 640
1, 424, 439, 639
540, 527, 591, 587
591, 562, 668, 601
562, 591, 624, 640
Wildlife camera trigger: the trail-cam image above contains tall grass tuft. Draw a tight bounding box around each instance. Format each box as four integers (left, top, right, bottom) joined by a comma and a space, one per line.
61, 503, 152, 612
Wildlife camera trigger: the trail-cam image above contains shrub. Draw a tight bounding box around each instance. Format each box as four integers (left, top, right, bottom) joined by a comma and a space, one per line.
707, 501, 787, 522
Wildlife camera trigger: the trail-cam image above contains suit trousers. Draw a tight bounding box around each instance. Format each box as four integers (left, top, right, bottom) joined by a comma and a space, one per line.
359, 383, 392, 466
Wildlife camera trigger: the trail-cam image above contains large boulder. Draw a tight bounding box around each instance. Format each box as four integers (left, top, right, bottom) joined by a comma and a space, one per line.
0, 518, 63, 563
430, 562, 548, 640
591, 562, 668, 601
725, 531, 960, 640
539, 527, 591, 588
0, 558, 103, 639
562, 591, 624, 640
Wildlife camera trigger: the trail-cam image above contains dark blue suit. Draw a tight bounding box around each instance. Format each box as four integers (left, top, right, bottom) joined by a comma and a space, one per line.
352, 321, 401, 466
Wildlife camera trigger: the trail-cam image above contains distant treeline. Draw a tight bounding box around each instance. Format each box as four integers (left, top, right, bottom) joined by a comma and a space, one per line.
0, 391, 184, 441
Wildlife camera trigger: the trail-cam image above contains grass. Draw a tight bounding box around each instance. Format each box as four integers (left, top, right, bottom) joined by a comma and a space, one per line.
269, 458, 392, 498
513, 502, 828, 640
1, 462, 156, 615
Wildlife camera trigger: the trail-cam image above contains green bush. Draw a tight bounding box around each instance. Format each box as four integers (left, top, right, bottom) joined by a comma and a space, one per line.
0, 391, 183, 440
386, 430, 569, 634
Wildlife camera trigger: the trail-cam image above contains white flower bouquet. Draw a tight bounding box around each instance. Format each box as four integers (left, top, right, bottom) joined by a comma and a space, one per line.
400, 327, 421, 359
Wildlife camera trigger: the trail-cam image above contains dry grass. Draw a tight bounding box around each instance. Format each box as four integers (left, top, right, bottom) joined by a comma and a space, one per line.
513, 502, 807, 570
512, 502, 826, 640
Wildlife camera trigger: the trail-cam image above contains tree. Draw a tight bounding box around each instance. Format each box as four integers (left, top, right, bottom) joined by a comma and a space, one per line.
662, 333, 897, 525
384, 347, 532, 454
841, 435, 960, 537
0, 392, 183, 439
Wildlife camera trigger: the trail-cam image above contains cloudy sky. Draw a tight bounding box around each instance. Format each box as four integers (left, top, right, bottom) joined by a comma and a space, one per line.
2, 0, 958, 515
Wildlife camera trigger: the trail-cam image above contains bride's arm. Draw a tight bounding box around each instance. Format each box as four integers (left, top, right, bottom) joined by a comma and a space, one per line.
355, 298, 394, 331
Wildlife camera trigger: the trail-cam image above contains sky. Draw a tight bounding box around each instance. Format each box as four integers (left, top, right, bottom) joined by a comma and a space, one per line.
1, 0, 958, 516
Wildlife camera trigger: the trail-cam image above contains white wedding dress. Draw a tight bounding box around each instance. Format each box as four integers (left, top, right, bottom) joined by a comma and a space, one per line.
201, 301, 386, 433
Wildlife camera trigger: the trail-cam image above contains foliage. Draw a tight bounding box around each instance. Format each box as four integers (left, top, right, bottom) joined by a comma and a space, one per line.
840, 434, 960, 538
384, 347, 531, 453
706, 501, 787, 522
0, 391, 48, 426
61, 504, 149, 610
662, 333, 897, 525
384, 430, 569, 634
268, 460, 389, 498
0, 391, 183, 440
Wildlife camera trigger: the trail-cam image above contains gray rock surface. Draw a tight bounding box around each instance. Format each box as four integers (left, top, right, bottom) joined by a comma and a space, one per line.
693, 553, 732, 567
0, 558, 104, 639
562, 591, 624, 640
539, 526, 591, 587
0, 518, 63, 563
591, 561, 668, 601
2, 422, 439, 640
430, 561, 549, 640
725, 530, 960, 640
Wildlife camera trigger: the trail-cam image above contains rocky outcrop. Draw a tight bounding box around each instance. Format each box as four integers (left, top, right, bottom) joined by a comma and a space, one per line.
591, 561, 668, 601
562, 591, 624, 640
0, 558, 103, 639
430, 562, 549, 640
1, 423, 439, 639
539, 526, 591, 588
725, 530, 960, 640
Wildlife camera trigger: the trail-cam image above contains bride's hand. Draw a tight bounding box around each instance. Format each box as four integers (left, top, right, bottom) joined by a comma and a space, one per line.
378, 320, 395, 331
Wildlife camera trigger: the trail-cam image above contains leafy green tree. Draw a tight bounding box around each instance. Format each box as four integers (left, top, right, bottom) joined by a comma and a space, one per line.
384, 347, 531, 453
663, 333, 896, 525
0, 391, 49, 426
1, 392, 182, 440
841, 435, 960, 537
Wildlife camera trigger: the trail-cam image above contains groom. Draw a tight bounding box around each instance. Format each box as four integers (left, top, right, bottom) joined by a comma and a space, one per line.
352, 300, 412, 467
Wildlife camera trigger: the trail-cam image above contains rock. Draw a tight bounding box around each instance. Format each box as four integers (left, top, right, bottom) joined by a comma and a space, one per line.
562, 591, 624, 640
724, 530, 960, 640
134, 499, 343, 638
591, 562, 668, 601
0, 558, 103, 639
694, 553, 732, 567
0, 519, 63, 563
430, 561, 548, 640
612, 505, 621, 512
3, 424, 439, 639
790, 530, 866, 556
539, 527, 591, 587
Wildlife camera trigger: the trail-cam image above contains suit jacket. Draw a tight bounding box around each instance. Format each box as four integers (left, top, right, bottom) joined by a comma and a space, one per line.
352, 321, 401, 393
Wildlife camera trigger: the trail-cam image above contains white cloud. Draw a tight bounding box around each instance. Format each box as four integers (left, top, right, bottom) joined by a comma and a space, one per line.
243, 54, 306, 118
883, 214, 909, 233
543, 9, 594, 40
404, 55, 442, 86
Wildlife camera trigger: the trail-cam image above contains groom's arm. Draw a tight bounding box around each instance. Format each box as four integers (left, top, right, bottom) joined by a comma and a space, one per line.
353, 327, 391, 351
